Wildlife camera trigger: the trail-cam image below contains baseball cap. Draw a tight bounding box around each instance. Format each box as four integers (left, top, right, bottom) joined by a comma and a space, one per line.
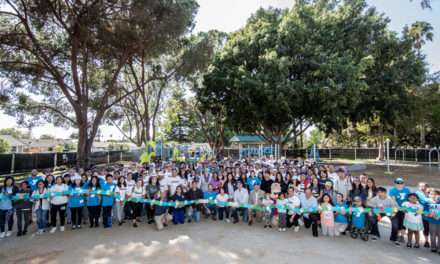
394, 177, 404, 184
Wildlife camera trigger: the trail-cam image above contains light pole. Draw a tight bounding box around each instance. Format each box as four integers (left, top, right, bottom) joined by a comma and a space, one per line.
386, 138, 390, 173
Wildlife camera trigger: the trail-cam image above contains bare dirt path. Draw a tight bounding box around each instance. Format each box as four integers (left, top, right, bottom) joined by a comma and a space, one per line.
0, 220, 438, 264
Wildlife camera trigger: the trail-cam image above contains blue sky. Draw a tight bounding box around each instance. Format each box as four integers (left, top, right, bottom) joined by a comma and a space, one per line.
1, 0, 439, 139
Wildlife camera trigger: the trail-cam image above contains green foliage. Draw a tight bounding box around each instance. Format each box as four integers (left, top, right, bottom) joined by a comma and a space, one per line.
0, 128, 29, 139
201, 0, 408, 145
54, 144, 64, 153
0, 138, 10, 153
0, 0, 199, 166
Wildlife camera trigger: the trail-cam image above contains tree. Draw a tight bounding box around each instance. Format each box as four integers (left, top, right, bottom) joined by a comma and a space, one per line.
0, 138, 10, 153
161, 89, 198, 143
39, 134, 55, 140
404, 21, 434, 147
0, 0, 199, 167
108, 30, 224, 146
0, 128, 29, 139
200, 1, 390, 153
411, 0, 432, 9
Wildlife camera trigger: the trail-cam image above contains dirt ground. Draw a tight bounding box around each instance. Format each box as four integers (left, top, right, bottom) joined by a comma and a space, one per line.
0, 219, 439, 264
329, 161, 440, 188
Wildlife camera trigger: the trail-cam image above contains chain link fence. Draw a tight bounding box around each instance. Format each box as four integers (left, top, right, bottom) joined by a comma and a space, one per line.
0, 149, 144, 175
222, 147, 440, 164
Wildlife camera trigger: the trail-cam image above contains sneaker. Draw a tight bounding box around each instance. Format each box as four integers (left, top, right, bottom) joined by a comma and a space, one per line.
371, 236, 378, 241
77, 225, 81, 229
6, 231, 12, 237
269, 225, 273, 228
60, 226, 65, 232
279, 228, 282, 232
133, 222, 138, 228
431, 249, 437, 253
294, 226, 300, 233
407, 243, 412, 248
264, 225, 268, 228
283, 228, 287, 232
414, 243, 420, 249
50, 227, 57, 233
424, 242, 430, 248
394, 241, 400, 247
17, 231, 22, 237
72, 225, 76, 230
248, 220, 253, 226
225, 218, 231, 223
0, 232, 5, 238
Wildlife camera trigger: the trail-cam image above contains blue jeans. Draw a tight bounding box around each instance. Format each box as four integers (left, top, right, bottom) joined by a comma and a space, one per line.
173, 209, 185, 224
36, 208, 48, 230
0, 209, 14, 232
187, 207, 200, 222
233, 208, 248, 222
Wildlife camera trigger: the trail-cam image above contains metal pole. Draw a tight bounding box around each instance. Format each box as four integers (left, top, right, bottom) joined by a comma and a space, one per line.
354, 148, 357, 160
120, 151, 123, 162
107, 150, 110, 164
329, 148, 332, 160
415, 148, 418, 162
54, 153, 57, 168
386, 139, 390, 172
313, 144, 316, 161
10, 153, 15, 174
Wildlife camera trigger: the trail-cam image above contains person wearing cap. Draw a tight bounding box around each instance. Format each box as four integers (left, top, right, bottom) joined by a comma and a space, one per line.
389, 177, 411, 245
334, 169, 351, 200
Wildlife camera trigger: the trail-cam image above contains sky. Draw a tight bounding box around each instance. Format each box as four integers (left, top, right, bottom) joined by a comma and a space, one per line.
1, 0, 439, 140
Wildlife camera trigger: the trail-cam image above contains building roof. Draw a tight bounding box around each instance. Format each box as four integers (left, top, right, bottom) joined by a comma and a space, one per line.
0, 134, 27, 147
229, 135, 267, 143
28, 139, 73, 148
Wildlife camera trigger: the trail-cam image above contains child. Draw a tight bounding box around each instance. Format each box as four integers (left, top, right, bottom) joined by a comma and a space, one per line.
14, 181, 33, 236
428, 189, 440, 254
334, 193, 348, 236
86, 176, 101, 228
0, 176, 18, 238
350, 196, 368, 241
32, 180, 49, 235
49, 176, 69, 233
262, 192, 274, 228
402, 193, 424, 248
319, 193, 335, 237
68, 176, 85, 230
277, 193, 288, 232
171, 185, 186, 225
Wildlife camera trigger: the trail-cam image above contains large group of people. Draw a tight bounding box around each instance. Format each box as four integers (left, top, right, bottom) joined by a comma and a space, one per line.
0, 157, 439, 255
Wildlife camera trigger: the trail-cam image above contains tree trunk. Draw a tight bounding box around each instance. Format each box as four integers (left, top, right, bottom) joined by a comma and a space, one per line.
77, 122, 90, 168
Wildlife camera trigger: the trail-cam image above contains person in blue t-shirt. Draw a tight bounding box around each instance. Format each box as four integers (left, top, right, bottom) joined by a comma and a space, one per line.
246, 171, 261, 192
27, 169, 44, 192
389, 177, 411, 245
203, 184, 217, 220
350, 196, 368, 241
101, 174, 116, 228
86, 176, 101, 228
334, 193, 348, 236
67, 176, 85, 230
415, 182, 432, 248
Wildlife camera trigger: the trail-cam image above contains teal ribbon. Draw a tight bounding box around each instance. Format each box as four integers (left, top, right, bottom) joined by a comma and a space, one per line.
1, 191, 439, 217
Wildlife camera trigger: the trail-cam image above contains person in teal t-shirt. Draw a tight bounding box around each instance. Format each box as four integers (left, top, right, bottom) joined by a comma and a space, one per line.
389, 177, 411, 245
